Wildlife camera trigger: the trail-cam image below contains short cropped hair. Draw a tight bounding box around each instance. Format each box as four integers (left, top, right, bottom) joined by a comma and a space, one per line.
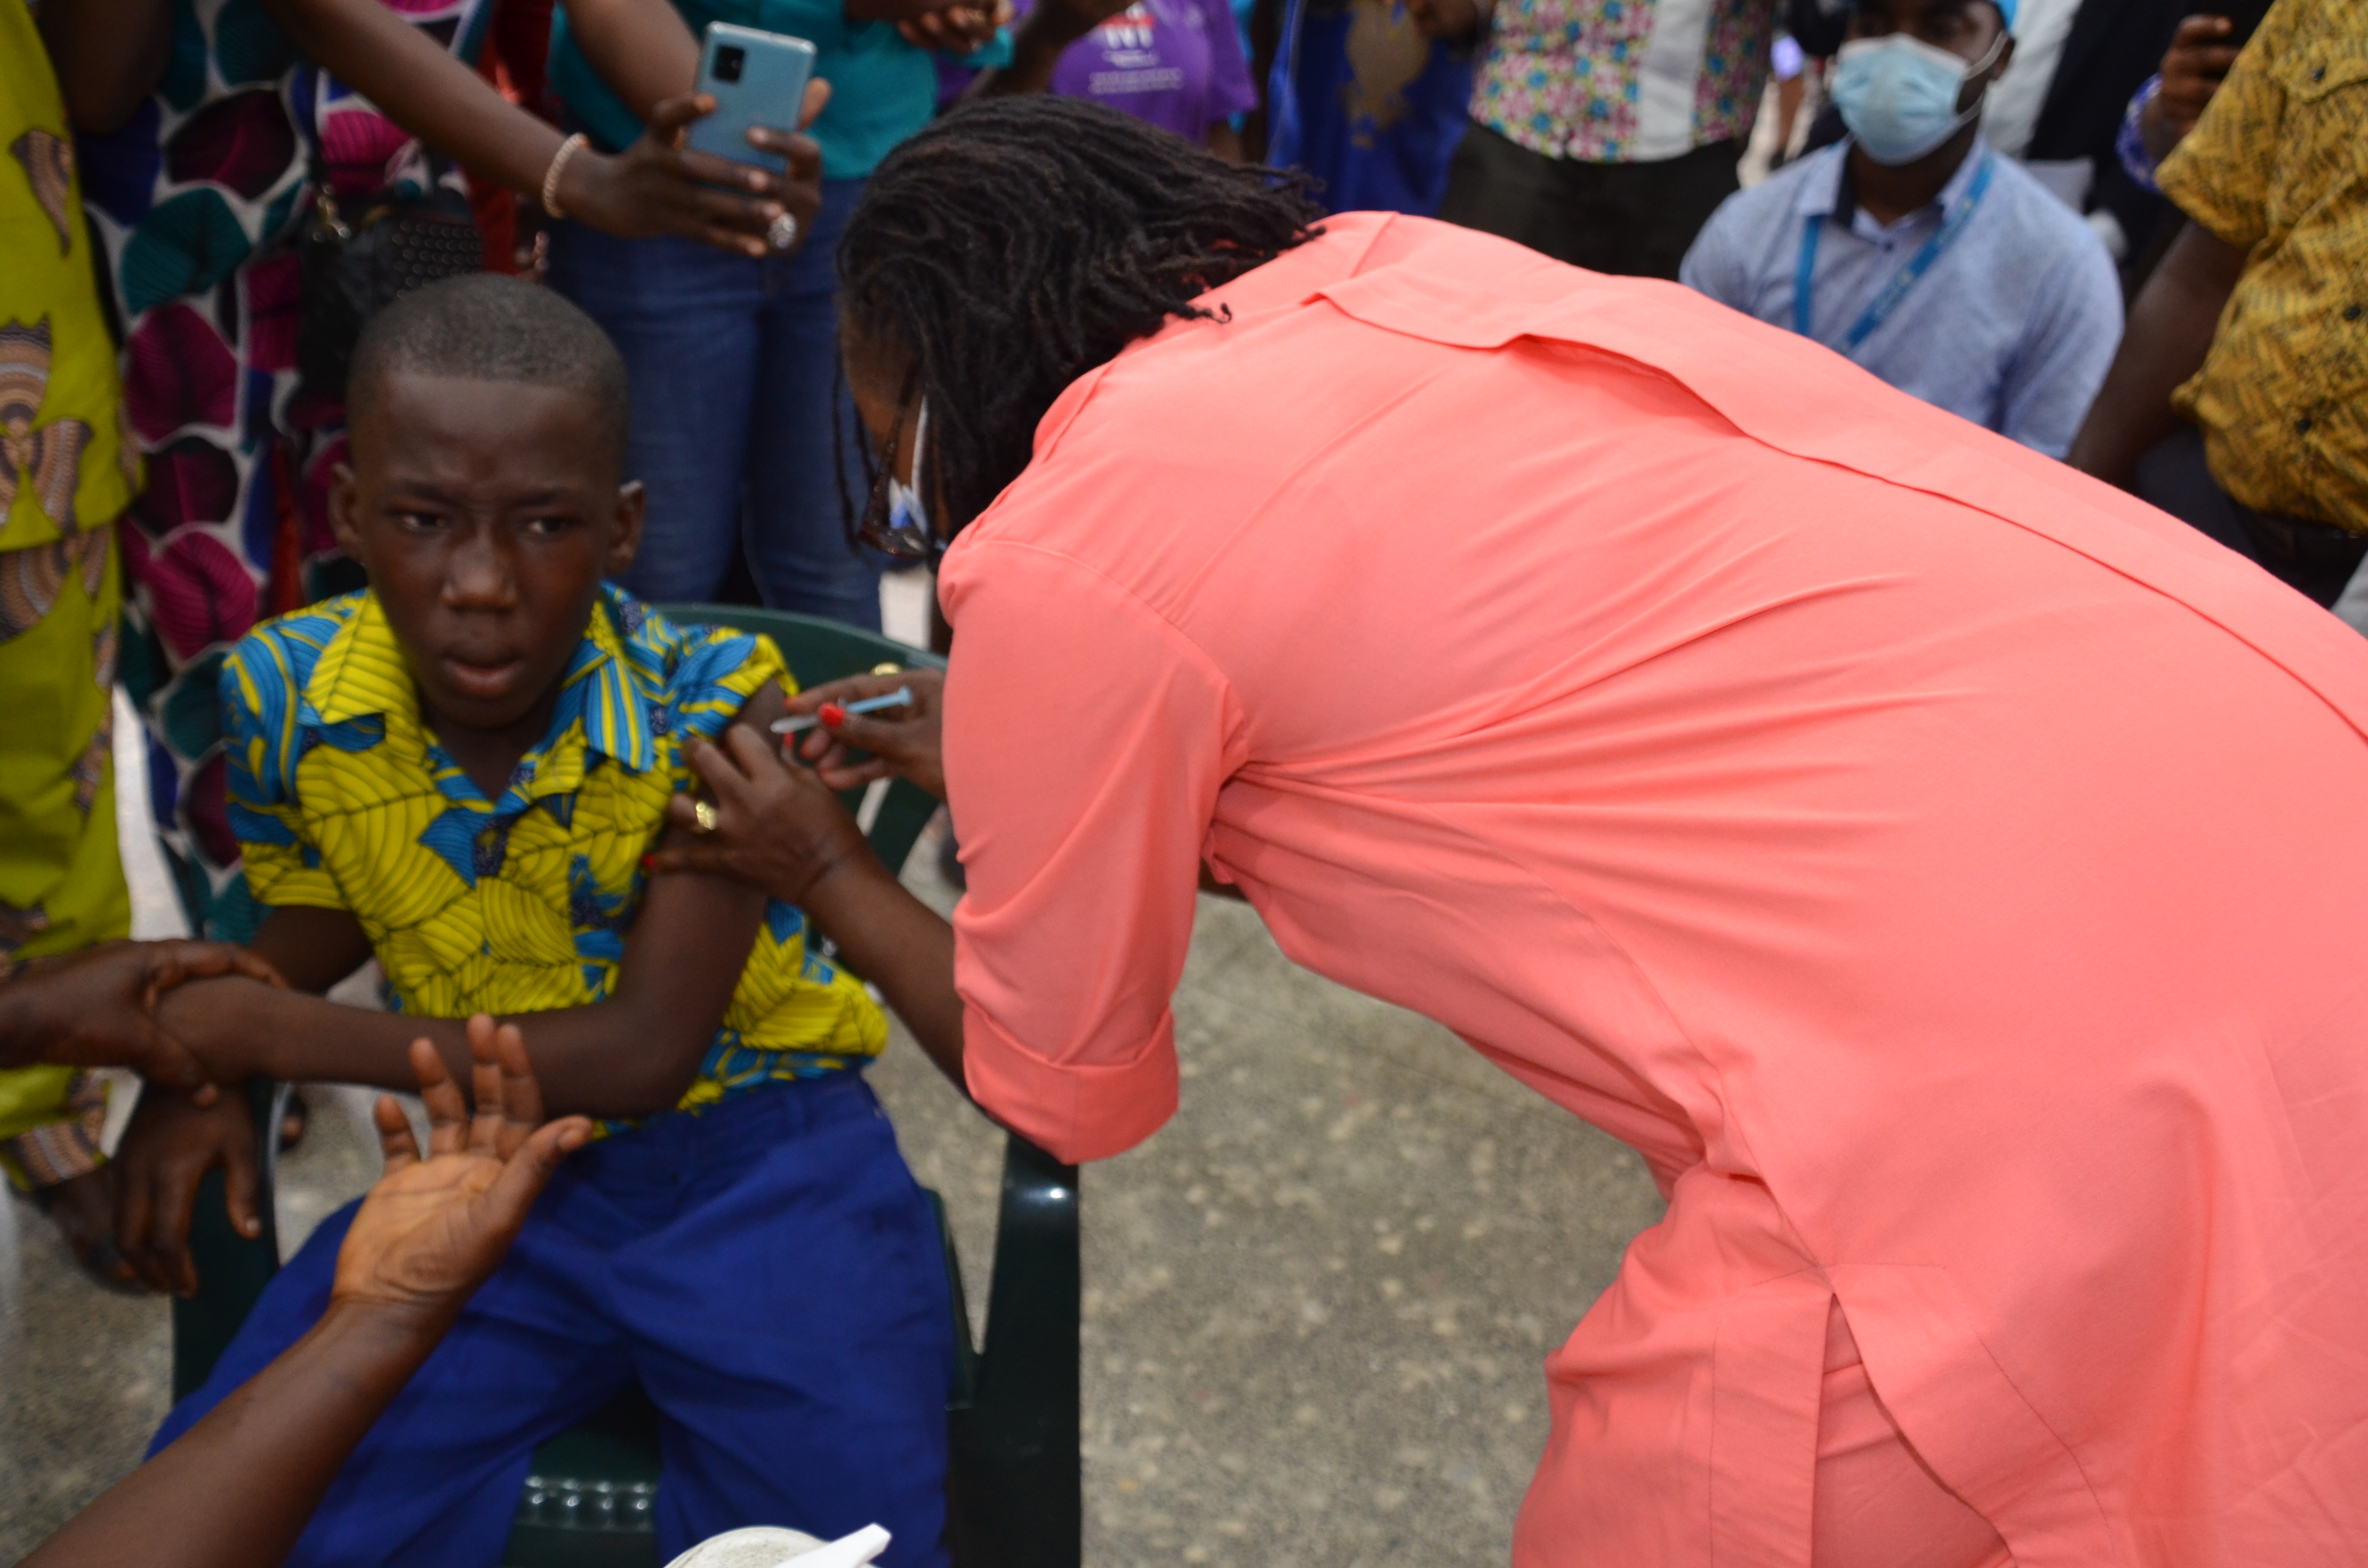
348, 274, 630, 462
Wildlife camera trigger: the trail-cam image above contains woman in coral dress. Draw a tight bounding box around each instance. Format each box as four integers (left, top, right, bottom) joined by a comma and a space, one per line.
729, 98, 2368, 1564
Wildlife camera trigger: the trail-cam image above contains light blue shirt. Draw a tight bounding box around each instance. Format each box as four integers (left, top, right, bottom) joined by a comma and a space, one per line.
1679, 137, 2123, 459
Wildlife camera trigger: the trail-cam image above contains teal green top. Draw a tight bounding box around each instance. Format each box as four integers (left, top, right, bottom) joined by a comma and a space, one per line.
549, 0, 1007, 181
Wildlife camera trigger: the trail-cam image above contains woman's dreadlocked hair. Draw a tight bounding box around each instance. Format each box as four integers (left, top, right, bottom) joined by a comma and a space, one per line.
837, 95, 1322, 539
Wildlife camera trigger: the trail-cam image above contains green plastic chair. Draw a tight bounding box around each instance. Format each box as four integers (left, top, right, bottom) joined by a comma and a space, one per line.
173, 605, 1081, 1568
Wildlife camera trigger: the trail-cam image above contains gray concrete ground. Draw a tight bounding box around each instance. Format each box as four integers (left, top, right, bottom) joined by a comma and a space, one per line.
0, 604, 1666, 1564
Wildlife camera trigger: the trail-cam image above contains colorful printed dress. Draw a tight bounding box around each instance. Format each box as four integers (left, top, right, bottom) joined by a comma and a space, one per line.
73, 0, 491, 942
0, 0, 137, 1173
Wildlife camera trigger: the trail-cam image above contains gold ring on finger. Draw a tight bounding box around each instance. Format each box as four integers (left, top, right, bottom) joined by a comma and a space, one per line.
692, 799, 719, 834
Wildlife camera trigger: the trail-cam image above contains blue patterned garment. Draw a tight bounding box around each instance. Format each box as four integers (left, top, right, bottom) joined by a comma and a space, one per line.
219, 583, 886, 1121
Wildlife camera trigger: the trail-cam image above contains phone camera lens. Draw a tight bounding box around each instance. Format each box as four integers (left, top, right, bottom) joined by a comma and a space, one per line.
714, 44, 745, 81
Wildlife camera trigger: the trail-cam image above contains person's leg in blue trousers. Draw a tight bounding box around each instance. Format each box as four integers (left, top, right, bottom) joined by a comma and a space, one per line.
546, 224, 763, 606
744, 178, 886, 630
614, 1075, 952, 1566
151, 1078, 954, 1568
151, 1172, 640, 1567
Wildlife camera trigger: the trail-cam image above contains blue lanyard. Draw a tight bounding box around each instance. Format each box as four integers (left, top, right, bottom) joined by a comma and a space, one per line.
1793, 151, 1995, 351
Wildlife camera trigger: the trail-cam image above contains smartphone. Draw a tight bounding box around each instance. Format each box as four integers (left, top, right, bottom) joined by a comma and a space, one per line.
686, 22, 817, 175
2209, 0, 2274, 46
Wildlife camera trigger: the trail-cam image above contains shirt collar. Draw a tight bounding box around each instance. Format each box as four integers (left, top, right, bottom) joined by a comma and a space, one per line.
1795, 135, 1994, 227
558, 585, 660, 774
302, 583, 660, 780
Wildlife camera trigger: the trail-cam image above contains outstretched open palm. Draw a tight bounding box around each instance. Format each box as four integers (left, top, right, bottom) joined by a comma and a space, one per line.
333, 1018, 591, 1324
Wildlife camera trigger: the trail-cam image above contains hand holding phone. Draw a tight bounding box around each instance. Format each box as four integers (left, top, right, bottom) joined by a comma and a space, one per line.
688, 23, 819, 174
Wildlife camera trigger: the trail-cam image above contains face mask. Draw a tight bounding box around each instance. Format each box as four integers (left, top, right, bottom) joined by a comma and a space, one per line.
1831, 30, 2006, 166
886, 397, 931, 548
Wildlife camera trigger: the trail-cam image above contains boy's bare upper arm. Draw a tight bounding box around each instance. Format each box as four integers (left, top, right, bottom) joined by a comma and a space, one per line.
599, 679, 786, 1049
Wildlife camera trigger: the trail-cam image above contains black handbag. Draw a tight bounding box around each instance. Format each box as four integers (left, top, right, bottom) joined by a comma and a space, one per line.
297, 180, 483, 402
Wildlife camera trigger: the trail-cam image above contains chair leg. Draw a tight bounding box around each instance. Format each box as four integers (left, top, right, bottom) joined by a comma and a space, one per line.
947, 1135, 1080, 1568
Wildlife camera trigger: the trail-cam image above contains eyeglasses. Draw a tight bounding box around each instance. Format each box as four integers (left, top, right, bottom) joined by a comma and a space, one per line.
857, 369, 936, 562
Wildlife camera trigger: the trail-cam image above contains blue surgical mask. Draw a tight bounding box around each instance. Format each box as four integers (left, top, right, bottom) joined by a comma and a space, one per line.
1830, 31, 2005, 166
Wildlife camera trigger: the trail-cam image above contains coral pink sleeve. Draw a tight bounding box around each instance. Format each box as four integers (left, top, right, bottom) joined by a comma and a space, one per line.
940, 539, 1241, 1164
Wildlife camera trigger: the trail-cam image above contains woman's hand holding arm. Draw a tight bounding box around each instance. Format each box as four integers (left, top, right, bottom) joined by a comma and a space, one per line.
0, 940, 283, 1090
22, 1029, 588, 1568
654, 727, 968, 1092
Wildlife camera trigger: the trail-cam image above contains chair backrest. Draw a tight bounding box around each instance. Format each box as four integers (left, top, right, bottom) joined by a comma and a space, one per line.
655, 603, 947, 879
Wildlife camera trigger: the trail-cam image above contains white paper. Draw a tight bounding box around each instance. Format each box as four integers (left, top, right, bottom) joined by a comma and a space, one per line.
776, 1524, 892, 1568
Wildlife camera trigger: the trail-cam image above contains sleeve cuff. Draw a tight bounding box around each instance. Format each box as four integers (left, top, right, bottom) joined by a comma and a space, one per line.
961, 1005, 1181, 1164
2115, 74, 2163, 195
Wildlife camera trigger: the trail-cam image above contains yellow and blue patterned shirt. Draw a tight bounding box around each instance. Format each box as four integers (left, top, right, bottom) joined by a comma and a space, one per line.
220, 584, 887, 1115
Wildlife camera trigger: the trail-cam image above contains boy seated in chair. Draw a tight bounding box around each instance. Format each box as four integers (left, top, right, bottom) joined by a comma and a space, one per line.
111, 274, 959, 1568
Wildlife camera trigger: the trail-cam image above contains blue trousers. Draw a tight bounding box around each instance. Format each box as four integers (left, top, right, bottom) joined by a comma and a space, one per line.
154, 1075, 954, 1568
547, 179, 884, 626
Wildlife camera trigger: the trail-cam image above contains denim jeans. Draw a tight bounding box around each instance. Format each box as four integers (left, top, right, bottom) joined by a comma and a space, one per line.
548, 179, 884, 628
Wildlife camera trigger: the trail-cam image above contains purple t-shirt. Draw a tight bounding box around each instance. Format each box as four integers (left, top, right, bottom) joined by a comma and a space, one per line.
1025, 0, 1258, 141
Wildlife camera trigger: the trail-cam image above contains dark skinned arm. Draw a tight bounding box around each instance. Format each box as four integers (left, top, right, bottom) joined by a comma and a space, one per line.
559, 0, 702, 122
654, 727, 969, 1093
2064, 220, 2248, 488
28, 1030, 589, 1568
0, 940, 281, 1086
154, 846, 757, 1116
21, 1303, 448, 1568
256, 0, 823, 256
562, 0, 971, 125
35, 0, 176, 135
967, 0, 1135, 94
259, 0, 574, 197
154, 686, 787, 1119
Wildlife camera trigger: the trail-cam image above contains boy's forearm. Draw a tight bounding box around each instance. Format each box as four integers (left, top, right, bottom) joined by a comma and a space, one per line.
19, 1301, 440, 1568
154, 977, 711, 1117
155, 977, 453, 1090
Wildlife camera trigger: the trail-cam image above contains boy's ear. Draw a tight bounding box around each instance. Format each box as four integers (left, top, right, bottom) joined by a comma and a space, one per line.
607, 480, 646, 578
327, 463, 365, 561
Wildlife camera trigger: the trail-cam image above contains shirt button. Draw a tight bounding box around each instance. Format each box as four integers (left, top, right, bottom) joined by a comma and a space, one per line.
2348, 304, 2363, 321
2312, 65, 2326, 82
2296, 416, 2315, 434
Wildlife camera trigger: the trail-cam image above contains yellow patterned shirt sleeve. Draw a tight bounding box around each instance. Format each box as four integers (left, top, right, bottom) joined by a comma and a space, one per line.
221, 615, 347, 912
2157, 0, 2368, 532
2154, 0, 2289, 251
